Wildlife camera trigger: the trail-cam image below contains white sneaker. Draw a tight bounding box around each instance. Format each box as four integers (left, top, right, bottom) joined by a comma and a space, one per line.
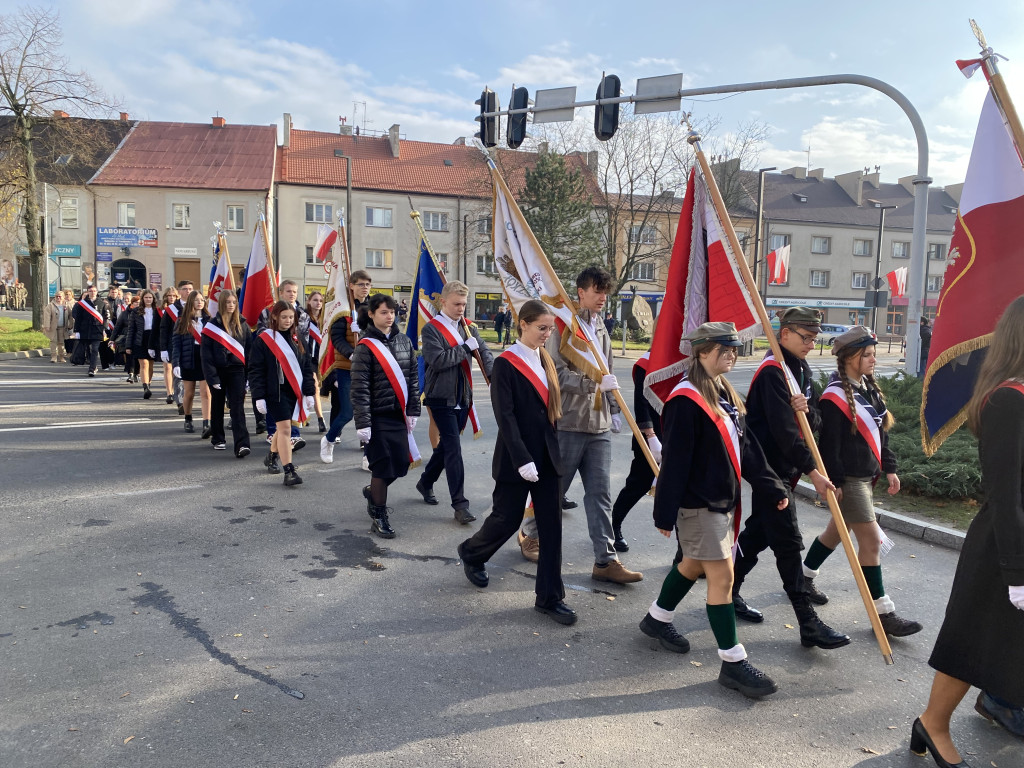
320, 436, 335, 464
361, 454, 370, 472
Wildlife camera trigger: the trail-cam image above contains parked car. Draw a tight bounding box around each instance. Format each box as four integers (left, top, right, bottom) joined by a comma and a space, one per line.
820, 323, 852, 346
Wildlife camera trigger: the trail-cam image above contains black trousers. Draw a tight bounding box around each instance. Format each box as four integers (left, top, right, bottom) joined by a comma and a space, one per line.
84, 340, 101, 372
732, 485, 807, 601
99, 342, 114, 369
460, 467, 564, 607
420, 405, 470, 511
611, 436, 655, 530
211, 367, 250, 452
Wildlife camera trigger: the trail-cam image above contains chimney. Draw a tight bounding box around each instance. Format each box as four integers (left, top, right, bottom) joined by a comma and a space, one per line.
781, 166, 806, 180
212, 116, 226, 128
835, 170, 863, 205
340, 125, 352, 136
808, 167, 824, 181
863, 171, 880, 189
452, 137, 466, 146
119, 112, 129, 122
897, 175, 917, 195
53, 110, 69, 119
282, 112, 291, 148
388, 124, 400, 158
587, 150, 598, 172
943, 183, 963, 205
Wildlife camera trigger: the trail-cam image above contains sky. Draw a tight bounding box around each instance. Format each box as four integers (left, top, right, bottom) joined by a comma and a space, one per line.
45, 0, 1024, 188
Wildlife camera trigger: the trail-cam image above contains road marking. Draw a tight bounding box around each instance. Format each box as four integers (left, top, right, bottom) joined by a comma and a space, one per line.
111, 484, 203, 497
0, 401, 96, 409
0, 418, 153, 432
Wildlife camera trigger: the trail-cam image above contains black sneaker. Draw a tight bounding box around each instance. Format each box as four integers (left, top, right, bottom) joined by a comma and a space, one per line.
177, 404, 185, 416
212, 442, 226, 450
236, 446, 251, 459
183, 419, 195, 433
561, 496, 578, 510
879, 612, 923, 637
805, 577, 829, 605
201, 420, 212, 439
639, 614, 690, 653
166, 395, 174, 404
291, 436, 306, 451
718, 659, 778, 698
255, 420, 266, 435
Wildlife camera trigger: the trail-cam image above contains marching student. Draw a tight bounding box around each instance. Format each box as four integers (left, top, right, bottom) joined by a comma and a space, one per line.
249, 300, 316, 485
160, 281, 192, 413
457, 300, 574, 625
201, 289, 252, 458
157, 288, 179, 403
126, 289, 159, 400
730, 307, 850, 651
638, 322, 787, 699
350, 294, 420, 537
254, 280, 309, 450
305, 291, 327, 433
70, 285, 107, 376
416, 280, 494, 524
170, 290, 211, 435
802, 326, 922, 637
112, 294, 139, 382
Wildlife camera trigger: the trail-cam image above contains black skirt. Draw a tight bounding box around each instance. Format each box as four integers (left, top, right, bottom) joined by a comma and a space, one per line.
367, 412, 410, 480
180, 366, 205, 382
267, 395, 298, 422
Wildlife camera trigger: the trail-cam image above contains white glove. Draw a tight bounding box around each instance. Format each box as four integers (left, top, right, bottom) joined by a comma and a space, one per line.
465, 336, 480, 352
406, 416, 418, 432
599, 374, 619, 392
255, 399, 267, 415
303, 396, 315, 413
350, 320, 360, 334
72, 332, 80, 339
518, 462, 539, 482
610, 413, 623, 433
647, 435, 663, 464
357, 427, 372, 443
161, 351, 169, 363
1010, 584, 1024, 611
212, 383, 222, 390
148, 349, 155, 358
173, 366, 181, 379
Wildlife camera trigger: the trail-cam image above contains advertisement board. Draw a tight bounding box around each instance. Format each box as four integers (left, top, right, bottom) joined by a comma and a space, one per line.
96, 227, 159, 248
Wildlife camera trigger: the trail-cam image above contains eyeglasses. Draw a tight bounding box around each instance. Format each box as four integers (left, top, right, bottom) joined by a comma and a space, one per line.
791, 329, 818, 345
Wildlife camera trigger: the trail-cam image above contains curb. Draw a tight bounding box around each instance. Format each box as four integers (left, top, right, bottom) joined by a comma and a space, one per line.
794, 480, 965, 552
0, 348, 48, 361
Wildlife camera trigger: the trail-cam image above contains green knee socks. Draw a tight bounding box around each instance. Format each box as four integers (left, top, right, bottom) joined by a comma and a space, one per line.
655, 566, 696, 612
804, 536, 835, 571
861, 564, 885, 600
706, 603, 738, 650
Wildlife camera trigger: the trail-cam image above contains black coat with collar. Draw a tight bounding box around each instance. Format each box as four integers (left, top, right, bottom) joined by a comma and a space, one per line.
248, 328, 315, 403
350, 324, 420, 428
159, 300, 184, 352
126, 306, 160, 354
490, 354, 563, 483
200, 314, 253, 387
71, 297, 106, 341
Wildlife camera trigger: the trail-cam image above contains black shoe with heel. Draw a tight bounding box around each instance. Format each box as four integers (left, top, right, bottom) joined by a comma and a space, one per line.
613, 525, 629, 552
910, 718, 971, 767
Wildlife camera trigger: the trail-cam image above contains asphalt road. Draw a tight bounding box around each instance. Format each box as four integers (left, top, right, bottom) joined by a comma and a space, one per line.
0, 354, 1015, 768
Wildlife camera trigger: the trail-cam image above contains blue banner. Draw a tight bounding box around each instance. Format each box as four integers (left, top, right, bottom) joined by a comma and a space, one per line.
406, 240, 444, 391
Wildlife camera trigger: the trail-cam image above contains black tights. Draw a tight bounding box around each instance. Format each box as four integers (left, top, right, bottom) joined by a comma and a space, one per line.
370, 476, 395, 506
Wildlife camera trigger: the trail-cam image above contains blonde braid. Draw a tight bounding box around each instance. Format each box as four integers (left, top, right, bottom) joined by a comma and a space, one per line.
840, 374, 860, 436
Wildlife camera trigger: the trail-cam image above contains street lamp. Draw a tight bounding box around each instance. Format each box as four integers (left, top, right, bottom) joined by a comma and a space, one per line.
753, 167, 776, 294
867, 199, 898, 334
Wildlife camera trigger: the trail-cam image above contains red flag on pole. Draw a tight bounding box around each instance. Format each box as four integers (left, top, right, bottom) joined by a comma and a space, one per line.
886, 267, 907, 299
766, 245, 790, 285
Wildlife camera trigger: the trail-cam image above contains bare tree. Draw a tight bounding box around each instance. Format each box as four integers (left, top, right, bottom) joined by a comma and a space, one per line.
0, 7, 115, 328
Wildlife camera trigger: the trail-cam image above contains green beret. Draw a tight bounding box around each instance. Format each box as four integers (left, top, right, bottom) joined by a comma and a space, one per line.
831, 326, 877, 355
779, 306, 823, 332
684, 321, 742, 347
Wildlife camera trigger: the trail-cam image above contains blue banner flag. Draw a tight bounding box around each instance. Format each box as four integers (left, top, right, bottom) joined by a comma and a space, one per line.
406, 239, 444, 390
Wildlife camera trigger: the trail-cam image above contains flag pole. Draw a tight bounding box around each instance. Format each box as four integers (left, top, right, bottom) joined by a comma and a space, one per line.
972, 20, 1024, 166
258, 210, 278, 303
218, 232, 235, 292
485, 157, 660, 479
690, 130, 894, 665
408, 202, 491, 386
335, 211, 356, 319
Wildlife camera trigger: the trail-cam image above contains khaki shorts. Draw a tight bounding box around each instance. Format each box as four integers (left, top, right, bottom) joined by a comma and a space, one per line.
839, 477, 876, 524
677, 507, 734, 561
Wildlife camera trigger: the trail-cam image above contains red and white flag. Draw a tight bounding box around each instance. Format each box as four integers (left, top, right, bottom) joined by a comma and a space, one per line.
886, 267, 908, 299
643, 167, 762, 411
240, 224, 276, 327
313, 223, 339, 262
209, 234, 234, 306
766, 244, 790, 285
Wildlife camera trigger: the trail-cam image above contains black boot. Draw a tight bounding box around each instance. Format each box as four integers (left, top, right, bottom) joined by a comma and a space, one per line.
264, 451, 282, 474
283, 463, 302, 486
612, 524, 629, 552
317, 417, 327, 433
201, 419, 212, 439
184, 415, 194, 433
793, 598, 850, 649
805, 576, 829, 605
142, 383, 152, 399
363, 485, 373, 515
369, 504, 395, 538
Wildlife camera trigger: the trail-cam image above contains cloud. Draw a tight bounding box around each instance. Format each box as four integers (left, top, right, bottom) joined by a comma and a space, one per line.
448, 66, 479, 83
497, 53, 602, 89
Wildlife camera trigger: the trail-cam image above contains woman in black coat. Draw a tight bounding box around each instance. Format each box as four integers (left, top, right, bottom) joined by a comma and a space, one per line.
126, 289, 159, 400
171, 290, 211, 435
201, 290, 252, 458
350, 294, 420, 538
158, 288, 180, 405
914, 296, 1024, 767
112, 294, 138, 383
250, 300, 315, 486
457, 300, 571, 624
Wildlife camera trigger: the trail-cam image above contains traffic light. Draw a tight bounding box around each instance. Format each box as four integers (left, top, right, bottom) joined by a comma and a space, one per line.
506, 86, 529, 149
475, 88, 498, 148
594, 74, 621, 141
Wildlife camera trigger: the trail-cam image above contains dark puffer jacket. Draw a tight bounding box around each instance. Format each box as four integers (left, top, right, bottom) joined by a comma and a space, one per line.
350, 324, 420, 428
126, 306, 160, 355
170, 313, 210, 371
248, 328, 315, 403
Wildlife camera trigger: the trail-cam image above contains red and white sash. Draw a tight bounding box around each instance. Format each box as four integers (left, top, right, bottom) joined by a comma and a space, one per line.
308, 321, 323, 346
189, 320, 203, 345
156, 306, 165, 318
203, 322, 245, 365
666, 379, 743, 543
749, 353, 800, 393
633, 350, 651, 376
358, 337, 421, 463
166, 303, 180, 322
260, 329, 307, 423
499, 348, 549, 407
428, 316, 482, 438
76, 299, 104, 325
821, 381, 882, 468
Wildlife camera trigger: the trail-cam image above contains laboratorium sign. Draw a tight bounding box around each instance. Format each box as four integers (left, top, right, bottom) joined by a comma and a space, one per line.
96, 227, 159, 248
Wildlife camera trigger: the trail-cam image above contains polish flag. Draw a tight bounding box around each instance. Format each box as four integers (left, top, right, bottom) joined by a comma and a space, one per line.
208, 236, 234, 306
240, 225, 276, 327
766, 244, 790, 285
886, 267, 908, 299
313, 223, 339, 262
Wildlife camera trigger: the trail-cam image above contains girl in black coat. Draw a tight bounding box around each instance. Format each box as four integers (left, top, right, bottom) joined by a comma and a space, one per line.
201, 290, 253, 458
126, 289, 159, 400
112, 294, 138, 382
249, 300, 315, 486
305, 291, 327, 433
171, 291, 211, 435
914, 297, 1024, 766
350, 294, 420, 538
457, 300, 573, 624
158, 288, 179, 405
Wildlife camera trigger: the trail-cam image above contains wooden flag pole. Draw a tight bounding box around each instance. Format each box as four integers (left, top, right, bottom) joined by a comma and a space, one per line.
258, 211, 279, 303
690, 132, 894, 665
973, 20, 1024, 166
334, 211, 356, 319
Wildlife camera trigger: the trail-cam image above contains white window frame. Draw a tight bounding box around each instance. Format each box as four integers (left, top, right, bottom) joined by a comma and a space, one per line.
59, 196, 79, 228
629, 262, 656, 281
435, 252, 449, 274
927, 243, 947, 260
227, 205, 245, 231
172, 203, 190, 230
851, 272, 869, 289
769, 233, 791, 251
305, 202, 333, 223
118, 202, 136, 228
809, 270, 830, 288
365, 249, 393, 269
853, 238, 872, 256
477, 217, 492, 235
365, 207, 393, 228
629, 224, 657, 245
423, 211, 448, 232
927, 275, 944, 292
810, 236, 831, 255
476, 253, 496, 275
305, 246, 316, 265
892, 241, 910, 259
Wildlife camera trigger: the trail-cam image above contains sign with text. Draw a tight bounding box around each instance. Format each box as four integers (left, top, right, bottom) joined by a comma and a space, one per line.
97, 227, 158, 248
173, 247, 198, 256
150, 272, 162, 291
50, 244, 81, 258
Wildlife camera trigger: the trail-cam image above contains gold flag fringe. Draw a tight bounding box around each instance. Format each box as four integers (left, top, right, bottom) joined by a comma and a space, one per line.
919, 333, 991, 456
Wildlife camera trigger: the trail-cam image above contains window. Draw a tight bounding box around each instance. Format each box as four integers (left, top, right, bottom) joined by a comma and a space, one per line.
853, 238, 873, 256
305, 202, 333, 223
173, 203, 190, 230
769, 233, 790, 251
59, 197, 79, 228
365, 207, 392, 228
423, 211, 448, 232
629, 224, 657, 245
477, 217, 492, 235
305, 246, 316, 265
227, 205, 245, 231
811, 236, 831, 254
476, 253, 496, 275
118, 202, 135, 227
630, 262, 656, 281
892, 241, 910, 259
365, 249, 393, 269
927, 275, 944, 292
886, 307, 905, 336
851, 272, 869, 289
928, 243, 947, 260
435, 252, 449, 274
809, 270, 829, 288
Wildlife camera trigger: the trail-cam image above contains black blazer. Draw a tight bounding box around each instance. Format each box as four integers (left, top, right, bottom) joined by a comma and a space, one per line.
249, 329, 315, 403
200, 314, 252, 387
158, 300, 184, 352
71, 298, 106, 341
490, 355, 563, 483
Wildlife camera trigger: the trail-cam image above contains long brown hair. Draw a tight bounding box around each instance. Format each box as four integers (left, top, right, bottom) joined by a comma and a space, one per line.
305, 291, 324, 326
174, 290, 210, 335
135, 289, 156, 313
836, 345, 894, 433
217, 289, 244, 339
161, 287, 178, 308
688, 340, 745, 420
268, 300, 305, 356
516, 299, 562, 424
968, 295, 1024, 434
